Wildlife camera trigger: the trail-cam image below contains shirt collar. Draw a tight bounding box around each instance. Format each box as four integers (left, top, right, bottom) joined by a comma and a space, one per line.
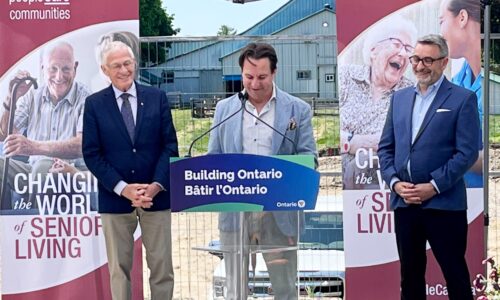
414, 74, 445, 96
112, 82, 137, 100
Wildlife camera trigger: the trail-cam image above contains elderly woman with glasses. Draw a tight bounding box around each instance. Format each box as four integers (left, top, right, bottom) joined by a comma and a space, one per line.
340, 15, 418, 190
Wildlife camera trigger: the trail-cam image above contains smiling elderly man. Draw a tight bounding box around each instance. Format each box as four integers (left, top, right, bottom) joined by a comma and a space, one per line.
0, 41, 90, 208
83, 41, 178, 300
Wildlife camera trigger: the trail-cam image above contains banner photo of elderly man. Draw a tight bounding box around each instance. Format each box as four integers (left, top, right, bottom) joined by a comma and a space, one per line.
0, 0, 143, 299
338, 0, 483, 299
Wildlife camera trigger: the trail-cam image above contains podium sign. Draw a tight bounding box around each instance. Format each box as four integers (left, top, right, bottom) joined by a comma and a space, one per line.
170, 154, 319, 212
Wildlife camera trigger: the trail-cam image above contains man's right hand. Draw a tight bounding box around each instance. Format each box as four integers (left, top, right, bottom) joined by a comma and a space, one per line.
6, 71, 34, 108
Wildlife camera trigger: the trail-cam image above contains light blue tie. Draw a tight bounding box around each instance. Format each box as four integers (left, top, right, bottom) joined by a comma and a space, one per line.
120, 93, 135, 142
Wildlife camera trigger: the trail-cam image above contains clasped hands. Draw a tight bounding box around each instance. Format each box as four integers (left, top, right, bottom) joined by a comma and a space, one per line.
122, 183, 162, 209
394, 181, 437, 205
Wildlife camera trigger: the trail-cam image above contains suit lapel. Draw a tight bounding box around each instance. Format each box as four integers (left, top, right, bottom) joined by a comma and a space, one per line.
104, 85, 133, 144
402, 89, 416, 148
413, 78, 452, 144
272, 90, 292, 154
230, 96, 243, 153
135, 82, 145, 142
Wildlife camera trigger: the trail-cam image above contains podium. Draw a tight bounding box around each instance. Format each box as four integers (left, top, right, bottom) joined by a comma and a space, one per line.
171, 154, 319, 299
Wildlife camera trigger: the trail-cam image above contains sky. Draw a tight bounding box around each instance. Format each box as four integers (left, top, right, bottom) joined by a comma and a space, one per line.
164, 0, 290, 36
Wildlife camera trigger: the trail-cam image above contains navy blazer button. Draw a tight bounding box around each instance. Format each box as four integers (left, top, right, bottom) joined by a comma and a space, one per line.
132, 148, 137, 153
131, 170, 135, 174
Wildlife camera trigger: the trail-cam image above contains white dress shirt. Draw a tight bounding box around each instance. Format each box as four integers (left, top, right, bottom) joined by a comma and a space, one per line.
242, 84, 277, 155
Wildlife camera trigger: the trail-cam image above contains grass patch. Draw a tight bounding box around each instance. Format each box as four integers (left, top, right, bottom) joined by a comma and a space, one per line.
490, 115, 500, 144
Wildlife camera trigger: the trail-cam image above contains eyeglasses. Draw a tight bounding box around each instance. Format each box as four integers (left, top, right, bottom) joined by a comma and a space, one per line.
409, 55, 446, 67
377, 38, 414, 54
108, 60, 135, 71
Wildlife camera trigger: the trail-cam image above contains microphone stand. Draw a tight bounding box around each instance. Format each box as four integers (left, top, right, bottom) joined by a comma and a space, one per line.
185, 92, 246, 157
1, 76, 38, 208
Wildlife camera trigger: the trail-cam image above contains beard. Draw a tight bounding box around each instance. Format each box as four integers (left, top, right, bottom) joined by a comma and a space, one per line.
415, 70, 435, 87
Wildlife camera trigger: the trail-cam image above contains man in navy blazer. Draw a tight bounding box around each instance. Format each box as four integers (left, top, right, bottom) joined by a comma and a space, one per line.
378, 34, 478, 300
82, 41, 178, 300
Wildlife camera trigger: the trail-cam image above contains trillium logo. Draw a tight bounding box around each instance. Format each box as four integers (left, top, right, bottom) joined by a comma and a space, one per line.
297, 200, 305, 208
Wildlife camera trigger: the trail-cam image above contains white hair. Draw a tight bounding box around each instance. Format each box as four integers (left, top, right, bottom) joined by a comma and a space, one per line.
362, 15, 418, 65
100, 41, 135, 66
41, 41, 75, 66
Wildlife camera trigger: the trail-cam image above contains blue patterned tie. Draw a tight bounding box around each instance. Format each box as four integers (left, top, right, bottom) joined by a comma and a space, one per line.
120, 93, 135, 142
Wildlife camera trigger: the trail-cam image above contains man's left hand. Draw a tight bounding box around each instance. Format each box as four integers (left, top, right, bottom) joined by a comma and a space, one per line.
3, 134, 36, 156
146, 183, 163, 198
412, 183, 437, 202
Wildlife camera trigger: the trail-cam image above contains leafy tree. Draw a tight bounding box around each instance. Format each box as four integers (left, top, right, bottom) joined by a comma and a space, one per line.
139, 0, 179, 66
217, 25, 237, 36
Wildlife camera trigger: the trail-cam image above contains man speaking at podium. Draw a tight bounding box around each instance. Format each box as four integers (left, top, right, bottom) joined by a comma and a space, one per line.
207, 42, 317, 300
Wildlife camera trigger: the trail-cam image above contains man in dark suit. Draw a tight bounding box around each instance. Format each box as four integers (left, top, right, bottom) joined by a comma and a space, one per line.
82, 41, 178, 300
378, 34, 479, 300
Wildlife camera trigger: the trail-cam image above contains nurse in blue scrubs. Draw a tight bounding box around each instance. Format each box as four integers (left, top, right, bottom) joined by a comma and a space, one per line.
440, 0, 483, 187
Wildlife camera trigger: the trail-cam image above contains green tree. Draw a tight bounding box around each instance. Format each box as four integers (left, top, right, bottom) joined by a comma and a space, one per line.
217, 25, 237, 36
139, 0, 179, 66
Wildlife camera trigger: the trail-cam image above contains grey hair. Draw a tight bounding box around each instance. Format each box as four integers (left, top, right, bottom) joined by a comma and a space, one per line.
362, 15, 418, 65
416, 34, 449, 57
42, 41, 75, 66
100, 41, 135, 66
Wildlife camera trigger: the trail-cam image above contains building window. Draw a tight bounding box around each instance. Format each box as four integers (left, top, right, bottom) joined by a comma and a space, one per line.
325, 73, 335, 82
162, 71, 174, 83
296, 70, 311, 80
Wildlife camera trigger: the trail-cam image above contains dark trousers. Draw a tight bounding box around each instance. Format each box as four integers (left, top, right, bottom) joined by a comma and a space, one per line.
394, 206, 473, 300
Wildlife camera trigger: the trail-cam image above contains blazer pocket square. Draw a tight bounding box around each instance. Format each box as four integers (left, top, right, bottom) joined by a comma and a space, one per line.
436, 108, 451, 112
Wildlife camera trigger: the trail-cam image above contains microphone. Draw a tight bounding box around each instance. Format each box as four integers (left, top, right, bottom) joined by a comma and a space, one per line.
185, 93, 246, 157
240, 91, 298, 154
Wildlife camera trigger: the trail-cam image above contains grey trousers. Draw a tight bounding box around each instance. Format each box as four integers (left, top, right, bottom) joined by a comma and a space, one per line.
101, 209, 174, 300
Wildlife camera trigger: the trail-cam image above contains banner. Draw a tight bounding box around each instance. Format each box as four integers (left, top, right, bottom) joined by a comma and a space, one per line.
338, 0, 484, 299
0, 1, 142, 299
170, 154, 320, 212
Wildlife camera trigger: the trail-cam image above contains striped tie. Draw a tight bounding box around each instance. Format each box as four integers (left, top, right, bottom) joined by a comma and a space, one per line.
120, 93, 135, 142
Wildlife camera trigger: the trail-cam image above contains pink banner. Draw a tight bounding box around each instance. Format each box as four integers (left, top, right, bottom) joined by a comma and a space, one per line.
0, 1, 143, 299
338, 0, 484, 299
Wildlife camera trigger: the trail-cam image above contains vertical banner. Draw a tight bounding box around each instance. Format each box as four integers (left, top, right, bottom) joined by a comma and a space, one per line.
0, 1, 142, 299
338, 0, 484, 299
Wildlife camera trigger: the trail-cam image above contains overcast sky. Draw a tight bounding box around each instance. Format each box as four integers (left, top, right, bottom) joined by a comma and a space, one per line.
165, 0, 289, 36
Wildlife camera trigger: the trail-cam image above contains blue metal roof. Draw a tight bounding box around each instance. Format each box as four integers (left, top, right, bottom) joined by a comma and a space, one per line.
165, 0, 335, 60
240, 0, 335, 36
